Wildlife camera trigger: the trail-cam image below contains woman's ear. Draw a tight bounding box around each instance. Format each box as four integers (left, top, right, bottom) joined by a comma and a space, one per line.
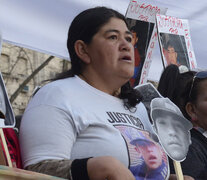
185, 102, 197, 122
74, 40, 90, 64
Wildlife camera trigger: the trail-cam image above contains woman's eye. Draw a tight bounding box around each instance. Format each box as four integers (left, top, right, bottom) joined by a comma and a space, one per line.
109, 35, 117, 40
126, 36, 132, 43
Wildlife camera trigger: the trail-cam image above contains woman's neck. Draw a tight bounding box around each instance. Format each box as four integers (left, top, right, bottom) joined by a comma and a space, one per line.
78, 74, 121, 97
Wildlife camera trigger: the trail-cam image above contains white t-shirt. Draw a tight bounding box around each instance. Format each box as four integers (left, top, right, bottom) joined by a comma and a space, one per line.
20, 76, 169, 179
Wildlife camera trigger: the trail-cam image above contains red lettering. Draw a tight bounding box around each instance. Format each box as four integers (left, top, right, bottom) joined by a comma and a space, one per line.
178, 20, 183, 29
150, 42, 155, 48
189, 51, 193, 58
147, 51, 152, 59
187, 40, 190, 49
138, 15, 148, 21
129, 2, 160, 19
135, 4, 140, 14
191, 61, 195, 69
140, 3, 146, 9
140, 71, 147, 84
169, 28, 178, 34
152, 32, 157, 39
129, 1, 139, 13
171, 17, 176, 27
144, 61, 150, 69
157, 15, 183, 30
184, 29, 189, 39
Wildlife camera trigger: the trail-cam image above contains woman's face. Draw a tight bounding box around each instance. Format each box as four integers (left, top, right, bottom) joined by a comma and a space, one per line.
85, 17, 134, 86
194, 79, 207, 130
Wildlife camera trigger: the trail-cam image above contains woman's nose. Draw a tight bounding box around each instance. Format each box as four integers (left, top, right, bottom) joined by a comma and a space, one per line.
119, 38, 132, 51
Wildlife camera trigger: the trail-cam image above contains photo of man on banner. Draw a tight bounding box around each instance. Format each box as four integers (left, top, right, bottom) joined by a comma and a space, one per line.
126, 18, 154, 87
160, 33, 190, 69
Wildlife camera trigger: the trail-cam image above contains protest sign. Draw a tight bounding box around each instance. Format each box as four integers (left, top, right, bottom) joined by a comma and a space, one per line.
0, 31, 15, 128
156, 14, 197, 69
134, 82, 161, 119
0, 72, 16, 128
126, 0, 167, 86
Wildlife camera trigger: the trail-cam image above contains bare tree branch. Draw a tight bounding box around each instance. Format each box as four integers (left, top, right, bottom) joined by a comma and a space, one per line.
10, 56, 54, 103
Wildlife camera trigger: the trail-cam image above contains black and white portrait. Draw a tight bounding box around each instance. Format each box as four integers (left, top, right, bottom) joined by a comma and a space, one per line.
150, 97, 192, 161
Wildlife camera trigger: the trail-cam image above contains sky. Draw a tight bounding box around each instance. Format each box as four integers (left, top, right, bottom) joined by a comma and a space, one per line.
0, 0, 206, 81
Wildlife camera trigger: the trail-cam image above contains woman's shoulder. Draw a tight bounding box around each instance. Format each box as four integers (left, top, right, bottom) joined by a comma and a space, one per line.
136, 101, 145, 108
26, 77, 78, 109
135, 102, 148, 116
36, 76, 80, 95
42, 77, 75, 90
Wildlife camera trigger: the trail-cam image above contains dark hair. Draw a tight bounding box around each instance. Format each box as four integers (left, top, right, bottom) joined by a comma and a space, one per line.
158, 64, 180, 102
165, 40, 176, 51
54, 7, 142, 109
130, 26, 137, 34
158, 64, 198, 120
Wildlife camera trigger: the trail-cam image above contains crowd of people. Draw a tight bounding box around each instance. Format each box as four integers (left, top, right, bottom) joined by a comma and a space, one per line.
2, 5, 204, 180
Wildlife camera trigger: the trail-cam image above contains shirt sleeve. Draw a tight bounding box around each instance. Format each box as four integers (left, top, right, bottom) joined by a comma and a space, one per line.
19, 104, 77, 168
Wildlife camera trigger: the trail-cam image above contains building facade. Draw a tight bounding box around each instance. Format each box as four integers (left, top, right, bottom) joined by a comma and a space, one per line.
0, 42, 70, 116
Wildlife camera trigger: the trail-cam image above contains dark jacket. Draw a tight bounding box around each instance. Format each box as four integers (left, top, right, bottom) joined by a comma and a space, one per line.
169, 128, 207, 180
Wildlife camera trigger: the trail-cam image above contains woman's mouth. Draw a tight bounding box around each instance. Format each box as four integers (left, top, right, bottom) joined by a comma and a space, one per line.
120, 55, 132, 61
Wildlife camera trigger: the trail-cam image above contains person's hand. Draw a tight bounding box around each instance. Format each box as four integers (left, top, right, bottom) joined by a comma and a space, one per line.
87, 156, 135, 180
169, 174, 194, 180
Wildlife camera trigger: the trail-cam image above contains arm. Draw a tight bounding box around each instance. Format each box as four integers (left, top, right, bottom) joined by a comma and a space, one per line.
19, 105, 76, 179
20, 106, 135, 180
26, 156, 135, 180
25, 159, 73, 179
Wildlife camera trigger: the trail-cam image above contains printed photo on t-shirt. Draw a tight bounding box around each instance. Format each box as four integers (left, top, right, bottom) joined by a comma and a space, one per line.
115, 125, 169, 180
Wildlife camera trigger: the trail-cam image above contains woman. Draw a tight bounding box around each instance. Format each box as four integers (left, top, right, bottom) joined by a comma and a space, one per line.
19, 7, 170, 180
158, 64, 207, 179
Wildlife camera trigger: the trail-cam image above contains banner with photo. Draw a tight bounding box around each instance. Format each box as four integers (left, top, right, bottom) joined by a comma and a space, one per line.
0, 72, 16, 128
156, 14, 197, 70
125, 0, 167, 86
1, 31, 15, 128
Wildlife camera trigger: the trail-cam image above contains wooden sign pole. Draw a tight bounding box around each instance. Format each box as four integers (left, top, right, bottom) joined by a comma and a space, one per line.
0, 129, 13, 167
173, 160, 184, 180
